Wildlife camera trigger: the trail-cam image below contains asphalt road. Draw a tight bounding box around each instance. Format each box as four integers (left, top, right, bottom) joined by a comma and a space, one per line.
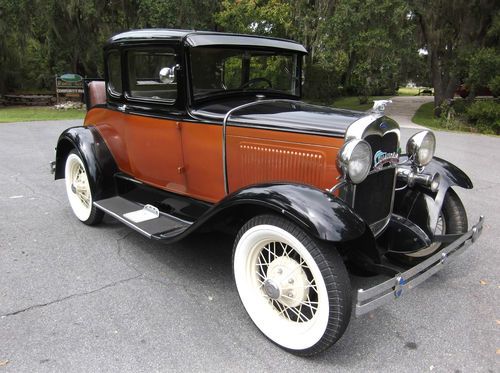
0, 120, 498, 372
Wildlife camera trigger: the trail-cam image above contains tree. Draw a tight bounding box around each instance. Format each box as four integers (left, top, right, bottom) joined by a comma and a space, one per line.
321, 0, 416, 96
0, 0, 34, 93
411, 0, 499, 112
216, 0, 418, 100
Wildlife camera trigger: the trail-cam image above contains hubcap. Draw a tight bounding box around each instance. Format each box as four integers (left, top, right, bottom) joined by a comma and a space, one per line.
71, 165, 90, 208
265, 256, 308, 308
263, 279, 280, 300
254, 241, 319, 323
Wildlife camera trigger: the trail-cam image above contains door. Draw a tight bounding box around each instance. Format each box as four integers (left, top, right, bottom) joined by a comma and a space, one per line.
124, 47, 186, 194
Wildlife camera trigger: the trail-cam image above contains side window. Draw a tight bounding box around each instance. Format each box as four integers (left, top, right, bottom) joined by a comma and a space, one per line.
107, 51, 122, 96
127, 49, 177, 102
223, 56, 242, 89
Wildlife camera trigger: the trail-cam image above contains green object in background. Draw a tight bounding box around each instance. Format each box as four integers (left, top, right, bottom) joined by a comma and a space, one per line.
60, 74, 83, 82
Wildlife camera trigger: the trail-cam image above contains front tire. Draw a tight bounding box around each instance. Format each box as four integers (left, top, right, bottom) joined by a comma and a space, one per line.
233, 215, 351, 356
393, 188, 468, 265
64, 150, 103, 225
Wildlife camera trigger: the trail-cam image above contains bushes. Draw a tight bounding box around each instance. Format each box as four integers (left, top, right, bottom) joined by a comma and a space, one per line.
430, 98, 500, 135
488, 75, 500, 97
465, 100, 500, 134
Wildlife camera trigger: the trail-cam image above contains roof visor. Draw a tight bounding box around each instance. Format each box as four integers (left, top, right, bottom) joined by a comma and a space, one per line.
184, 34, 307, 53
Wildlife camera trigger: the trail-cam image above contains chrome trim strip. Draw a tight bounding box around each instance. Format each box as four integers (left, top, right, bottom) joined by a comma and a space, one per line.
355, 215, 485, 317
327, 180, 346, 193
222, 99, 302, 195
116, 174, 143, 184
345, 114, 400, 143
343, 114, 400, 235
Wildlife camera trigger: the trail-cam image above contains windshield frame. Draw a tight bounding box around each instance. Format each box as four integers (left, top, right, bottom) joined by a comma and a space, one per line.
186, 46, 303, 105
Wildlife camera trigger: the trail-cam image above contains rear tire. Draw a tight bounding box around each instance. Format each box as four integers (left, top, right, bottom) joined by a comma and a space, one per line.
64, 150, 103, 225
233, 214, 351, 356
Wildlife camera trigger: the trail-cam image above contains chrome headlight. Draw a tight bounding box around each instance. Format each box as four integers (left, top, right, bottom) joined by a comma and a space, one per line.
406, 130, 436, 167
337, 139, 372, 184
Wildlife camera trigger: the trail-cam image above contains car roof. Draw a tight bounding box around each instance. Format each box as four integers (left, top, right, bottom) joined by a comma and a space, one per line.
106, 29, 308, 53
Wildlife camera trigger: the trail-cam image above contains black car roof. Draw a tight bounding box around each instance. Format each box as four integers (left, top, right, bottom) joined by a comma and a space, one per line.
106, 29, 308, 53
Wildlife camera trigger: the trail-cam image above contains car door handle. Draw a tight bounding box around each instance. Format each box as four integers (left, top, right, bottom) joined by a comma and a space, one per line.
117, 104, 127, 112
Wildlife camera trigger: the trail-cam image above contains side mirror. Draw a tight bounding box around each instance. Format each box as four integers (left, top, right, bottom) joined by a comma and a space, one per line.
159, 65, 179, 84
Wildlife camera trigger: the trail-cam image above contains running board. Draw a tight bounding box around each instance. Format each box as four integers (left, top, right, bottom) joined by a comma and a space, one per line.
94, 196, 192, 240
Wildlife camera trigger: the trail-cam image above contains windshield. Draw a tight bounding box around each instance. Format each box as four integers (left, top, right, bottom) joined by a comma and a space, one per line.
190, 47, 300, 100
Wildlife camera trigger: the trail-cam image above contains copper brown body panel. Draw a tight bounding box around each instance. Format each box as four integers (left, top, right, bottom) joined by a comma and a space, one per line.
226, 126, 343, 193
84, 108, 344, 202
85, 108, 224, 202
84, 108, 133, 174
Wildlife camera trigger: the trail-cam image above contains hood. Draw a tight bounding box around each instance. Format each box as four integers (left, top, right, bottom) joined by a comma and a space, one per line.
192, 99, 368, 137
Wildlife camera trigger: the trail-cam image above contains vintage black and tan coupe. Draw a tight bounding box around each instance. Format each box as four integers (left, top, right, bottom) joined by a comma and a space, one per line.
51, 29, 484, 356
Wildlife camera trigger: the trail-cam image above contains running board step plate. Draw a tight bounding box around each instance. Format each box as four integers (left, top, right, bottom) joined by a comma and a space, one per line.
94, 196, 191, 239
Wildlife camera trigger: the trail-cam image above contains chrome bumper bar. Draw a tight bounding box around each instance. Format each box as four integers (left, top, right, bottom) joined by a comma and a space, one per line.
355, 215, 484, 317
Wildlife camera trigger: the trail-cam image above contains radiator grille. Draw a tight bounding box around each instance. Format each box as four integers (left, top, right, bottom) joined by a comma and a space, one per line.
353, 168, 396, 225
352, 131, 398, 228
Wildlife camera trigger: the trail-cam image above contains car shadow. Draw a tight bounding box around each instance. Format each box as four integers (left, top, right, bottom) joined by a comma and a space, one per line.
96, 216, 426, 361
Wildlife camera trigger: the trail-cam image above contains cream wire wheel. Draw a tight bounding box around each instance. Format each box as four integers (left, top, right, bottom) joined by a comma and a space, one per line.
233, 215, 351, 355
64, 150, 103, 225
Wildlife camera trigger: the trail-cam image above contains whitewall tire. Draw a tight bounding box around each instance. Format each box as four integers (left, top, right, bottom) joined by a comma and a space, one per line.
64, 150, 103, 225
233, 215, 351, 356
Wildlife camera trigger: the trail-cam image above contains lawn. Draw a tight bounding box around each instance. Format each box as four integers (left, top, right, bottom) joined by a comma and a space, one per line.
411, 102, 441, 128
0, 106, 85, 123
397, 87, 420, 96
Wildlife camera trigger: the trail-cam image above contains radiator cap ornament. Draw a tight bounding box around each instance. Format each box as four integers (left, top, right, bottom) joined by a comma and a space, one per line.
372, 99, 392, 114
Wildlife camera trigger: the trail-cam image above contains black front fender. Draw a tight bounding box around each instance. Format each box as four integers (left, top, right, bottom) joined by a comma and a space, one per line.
194, 183, 367, 242
54, 126, 118, 200
394, 156, 472, 236
425, 156, 473, 189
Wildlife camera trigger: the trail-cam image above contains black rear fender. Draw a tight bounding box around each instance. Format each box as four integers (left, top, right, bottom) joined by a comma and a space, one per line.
54, 126, 118, 200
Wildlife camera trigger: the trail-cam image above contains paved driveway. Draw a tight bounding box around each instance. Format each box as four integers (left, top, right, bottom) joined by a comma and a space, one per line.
384, 95, 433, 129
0, 120, 498, 372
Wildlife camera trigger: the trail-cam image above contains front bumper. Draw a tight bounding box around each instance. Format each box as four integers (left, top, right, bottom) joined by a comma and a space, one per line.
355, 215, 484, 317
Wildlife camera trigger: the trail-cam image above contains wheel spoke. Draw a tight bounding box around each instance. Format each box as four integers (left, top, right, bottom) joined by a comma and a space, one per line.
280, 293, 318, 312
305, 278, 318, 292
258, 251, 269, 266
253, 240, 321, 323
257, 272, 267, 281
277, 301, 310, 322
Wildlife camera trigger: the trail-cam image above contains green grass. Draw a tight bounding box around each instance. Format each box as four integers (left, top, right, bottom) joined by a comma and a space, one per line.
0, 106, 85, 123
411, 102, 441, 128
397, 87, 421, 96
